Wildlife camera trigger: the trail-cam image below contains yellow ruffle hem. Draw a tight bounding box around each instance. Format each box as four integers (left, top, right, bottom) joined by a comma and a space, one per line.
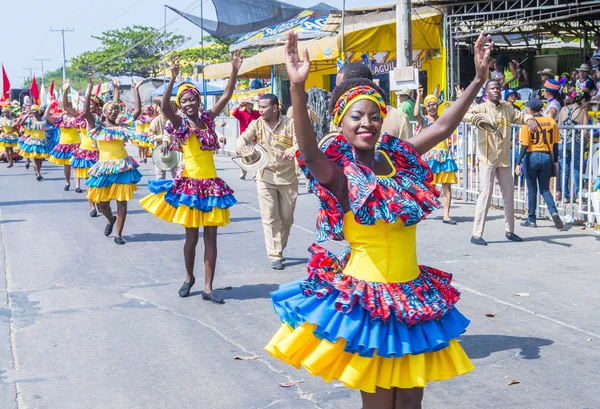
21, 151, 49, 160
75, 168, 91, 179
87, 184, 137, 203
265, 323, 474, 393
0, 141, 18, 148
432, 172, 458, 185
48, 157, 72, 166
139, 191, 230, 228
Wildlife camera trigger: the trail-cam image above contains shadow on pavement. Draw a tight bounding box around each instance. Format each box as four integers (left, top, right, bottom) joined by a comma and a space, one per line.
459, 334, 554, 360
429, 215, 503, 223
0, 219, 25, 224
486, 233, 600, 246
283, 257, 309, 267
126, 233, 185, 242
230, 216, 261, 222
188, 283, 279, 300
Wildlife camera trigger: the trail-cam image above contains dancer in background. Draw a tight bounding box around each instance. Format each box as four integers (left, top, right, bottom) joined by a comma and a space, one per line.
133, 105, 155, 163
61, 80, 101, 215
0, 105, 19, 168
265, 31, 492, 409
140, 53, 242, 303
414, 86, 458, 224
45, 104, 81, 191
17, 105, 48, 181
84, 75, 142, 245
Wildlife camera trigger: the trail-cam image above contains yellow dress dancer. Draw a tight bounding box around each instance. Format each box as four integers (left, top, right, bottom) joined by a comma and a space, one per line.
71, 117, 99, 180
0, 105, 19, 168
18, 105, 49, 180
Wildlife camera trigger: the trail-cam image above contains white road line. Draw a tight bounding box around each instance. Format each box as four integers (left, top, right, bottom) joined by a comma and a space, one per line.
454, 282, 600, 339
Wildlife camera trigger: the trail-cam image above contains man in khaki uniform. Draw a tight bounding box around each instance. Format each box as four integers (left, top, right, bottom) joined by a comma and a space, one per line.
464, 79, 538, 246
237, 94, 298, 270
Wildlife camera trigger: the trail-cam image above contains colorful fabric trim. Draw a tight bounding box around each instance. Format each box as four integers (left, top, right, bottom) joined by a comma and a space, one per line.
0, 135, 19, 144
165, 112, 219, 151
89, 123, 134, 142
88, 156, 139, 177
148, 178, 236, 211
55, 115, 80, 129
332, 86, 387, 126
72, 146, 99, 161
86, 168, 143, 188
25, 118, 47, 131
49, 143, 79, 163
297, 134, 439, 242
135, 114, 152, 125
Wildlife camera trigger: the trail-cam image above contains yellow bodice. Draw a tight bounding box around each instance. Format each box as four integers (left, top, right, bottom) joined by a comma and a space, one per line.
432, 139, 449, 151
342, 212, 420, 283
80, 134, 97, 151
60, 128, 81, 145
30, 130, 46, 140
98, 139, 128, 161
2, 126, 17, 135
181, 135, 216, 179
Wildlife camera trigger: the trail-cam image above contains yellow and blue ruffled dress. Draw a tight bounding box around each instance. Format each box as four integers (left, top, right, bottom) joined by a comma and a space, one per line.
48, 115, 81, 166
0, 118, 19, 149
265, 134, 473, 392
70, 116, 99, 179
132, 115, 153, 148
418, 119, 458, 185
85, 119, 142, 203
139, 112, 236, 228
18, 118, 49, 159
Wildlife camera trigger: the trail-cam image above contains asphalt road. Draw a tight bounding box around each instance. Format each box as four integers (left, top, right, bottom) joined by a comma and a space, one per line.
0, 151, 598, 409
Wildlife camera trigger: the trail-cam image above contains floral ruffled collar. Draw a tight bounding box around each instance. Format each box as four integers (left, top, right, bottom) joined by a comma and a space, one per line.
297, 134, 439, 242
165, 112, 219, 152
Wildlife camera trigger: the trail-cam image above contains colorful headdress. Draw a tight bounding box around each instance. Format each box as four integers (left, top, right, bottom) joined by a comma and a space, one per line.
102, 101, 119, 116
332, 86, 387, 126
569, 88, 588, 102
30, 105, 42, 113
90, 95, 104, 107
176, 83, 201, 107
423, 95, 438, 107
541, 79, 561, 92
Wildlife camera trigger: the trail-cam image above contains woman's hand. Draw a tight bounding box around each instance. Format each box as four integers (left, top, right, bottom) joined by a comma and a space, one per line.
132, 79, 143, 91
170, 57, 180, 80
474, 33, 494, 82
515, 164, 522, 176
111, 77, 120, 91
526, 118, 541, 132
63, 79, 71, 92
416, 85, 424, 99
231, 50, 243, 71
285, 32, 310, 86
455, 85, 464, 98
87, 73, 94, 86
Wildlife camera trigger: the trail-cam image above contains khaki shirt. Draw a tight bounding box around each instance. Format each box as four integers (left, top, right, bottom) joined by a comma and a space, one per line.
149, 115, 168, 143
329, 106, 412, 140
381, 106, 413, 140
237, 115, 298, 185
465, 101, 533, 167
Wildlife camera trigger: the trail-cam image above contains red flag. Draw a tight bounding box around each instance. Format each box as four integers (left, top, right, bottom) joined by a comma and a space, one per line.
49, 80, 55, 101
95, 81, 102, 96
30, 75, 41, 105
1, 64, 10, 101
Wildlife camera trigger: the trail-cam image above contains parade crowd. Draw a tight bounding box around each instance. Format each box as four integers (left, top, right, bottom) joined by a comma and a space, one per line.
0, 31, 598, 409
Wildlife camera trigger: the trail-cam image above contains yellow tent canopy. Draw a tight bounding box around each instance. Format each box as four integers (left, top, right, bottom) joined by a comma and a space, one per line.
204, 6, 442, 80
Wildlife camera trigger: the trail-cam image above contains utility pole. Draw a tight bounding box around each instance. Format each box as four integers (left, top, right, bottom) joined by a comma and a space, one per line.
50, 28, 75, 83
33, 57, 51, 89
341, 0, 346, 56
200, 1, 207, 107
396, 0, 413, 104
23, 67, 36, 81
164, 5, 168, 85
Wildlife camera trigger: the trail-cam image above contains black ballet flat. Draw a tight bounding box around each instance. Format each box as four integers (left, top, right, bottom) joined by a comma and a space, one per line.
443, 218, 457, 225
178, 278, 196, 298
202, 291, 225, 304
90, 209, 98, 218
114, 236, 126, 245
25, 163, 30, 169
7, 164, 13, 168
64, 184, 70, 191
104, 218, 116, 237
36, 175, 42, 181
75, 187, 83, 193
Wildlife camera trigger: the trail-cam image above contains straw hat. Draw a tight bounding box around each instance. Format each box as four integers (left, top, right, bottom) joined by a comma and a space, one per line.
472, 113, 501, 138
151, 148, 182, 171
536, 68, 556, 77
317, 132, 339, 150
232, 144, 270, 172
397, 89, 412, 97
576, 64, 591, 72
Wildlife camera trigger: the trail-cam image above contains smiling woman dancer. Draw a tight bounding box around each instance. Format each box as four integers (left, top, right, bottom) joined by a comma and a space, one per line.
265, 32, 492, 409
84, 75, 143, 245
0, 105, 19, 168
139, 53, 242, 304
17, 104, 49, 181
133, 105, 156, 164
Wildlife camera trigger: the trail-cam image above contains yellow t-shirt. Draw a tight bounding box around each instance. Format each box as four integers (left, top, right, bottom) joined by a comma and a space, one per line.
520, 117, 560, 153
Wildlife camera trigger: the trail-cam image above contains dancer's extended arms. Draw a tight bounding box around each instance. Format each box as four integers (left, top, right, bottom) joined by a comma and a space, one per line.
83, 74, 96, 129
209, 50, 243, 119
161, 58, 182, 129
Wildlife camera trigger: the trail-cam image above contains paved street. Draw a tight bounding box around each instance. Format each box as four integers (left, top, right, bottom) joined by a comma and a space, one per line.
0, 151, 598, 409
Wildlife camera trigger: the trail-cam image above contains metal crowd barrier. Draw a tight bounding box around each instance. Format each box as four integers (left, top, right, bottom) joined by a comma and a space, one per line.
450, 122, 600, 225
213, 116, 240, 156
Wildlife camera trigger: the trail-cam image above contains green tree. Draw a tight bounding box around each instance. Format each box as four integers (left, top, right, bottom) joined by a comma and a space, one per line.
71, 25, 188, 77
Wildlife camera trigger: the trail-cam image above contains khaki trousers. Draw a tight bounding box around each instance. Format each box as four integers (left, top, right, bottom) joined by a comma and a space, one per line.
257, 180, 298, 261
473, 164, 515, 238
154, 165, 178, 180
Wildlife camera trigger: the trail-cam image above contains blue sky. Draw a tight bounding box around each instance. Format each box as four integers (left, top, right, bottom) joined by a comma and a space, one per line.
2, 0, 389, 88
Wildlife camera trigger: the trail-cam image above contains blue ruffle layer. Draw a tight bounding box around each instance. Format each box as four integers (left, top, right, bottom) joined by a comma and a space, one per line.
19, 142, 50, 154
272, 279, 470, 358
86, 169, 143, 188
148, 179, 237, 211
49, 150, 74, 160
427, 159, 458, 174
70, 157, 97, 169
0, 137, 18, 144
